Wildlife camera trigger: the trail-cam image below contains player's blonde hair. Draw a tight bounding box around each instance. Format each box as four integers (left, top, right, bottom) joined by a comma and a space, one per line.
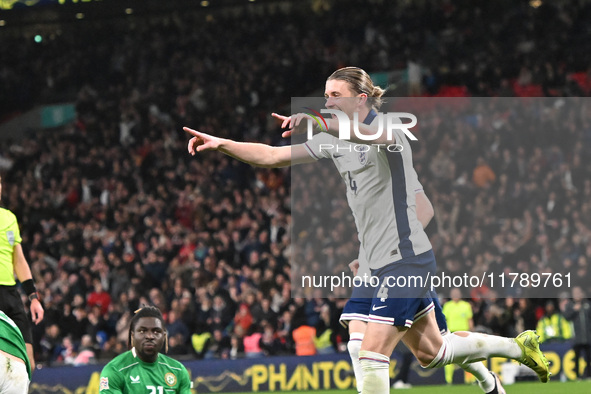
327, 66, 386, 110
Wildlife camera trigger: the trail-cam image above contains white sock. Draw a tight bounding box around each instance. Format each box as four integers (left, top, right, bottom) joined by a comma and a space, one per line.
427, 332, 523, 368
441, 332, 495, 392
359, 350, 390, 394
347, 333, 364, 393
459, 362, 495, 393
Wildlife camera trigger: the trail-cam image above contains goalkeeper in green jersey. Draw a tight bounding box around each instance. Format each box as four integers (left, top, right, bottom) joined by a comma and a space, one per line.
0, 309, 30, 394
99, 306, 192, 394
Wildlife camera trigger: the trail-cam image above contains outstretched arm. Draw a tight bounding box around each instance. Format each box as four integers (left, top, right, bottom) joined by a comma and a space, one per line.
184, 127, 315, 168
272, 112, 405, 145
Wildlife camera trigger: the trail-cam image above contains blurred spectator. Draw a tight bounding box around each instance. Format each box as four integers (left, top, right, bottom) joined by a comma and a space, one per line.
442, 289, 474, 384
194, 295, 213, 332
58, 336, 76, 365
203, 329, 231, 359
443, 289, 474, 332
87, 305, 109, 341
277, 310, 294, 353
74, 334, 97, 365
292, 322, 316, 356
100, 337, 122, 360
234, 304, 254, 334
87, 278, 111, 316
251, 298, 277, 328
472, 157, 496, 189
314, 304, 335, 355
229, 334, 245, 360
39, 323, 61, 364
260, 324, 283, 356
563, 287, 591, 379
210, 295, 233, 331
514, 298, 538, 334
166, 309, 190, 349
168, 334, 188, 356
407, 57, 422, 96
190, 328, 211, 360
536, 300, 572, 343
243, 326, 264, 359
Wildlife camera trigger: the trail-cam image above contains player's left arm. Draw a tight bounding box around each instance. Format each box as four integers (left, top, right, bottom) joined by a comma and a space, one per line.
348, 259, 360, 276
415, 190, 434, 229
13, 243, 44, 324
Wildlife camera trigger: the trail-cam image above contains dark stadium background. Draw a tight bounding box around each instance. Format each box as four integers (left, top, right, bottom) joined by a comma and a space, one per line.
1, 0, 591, 392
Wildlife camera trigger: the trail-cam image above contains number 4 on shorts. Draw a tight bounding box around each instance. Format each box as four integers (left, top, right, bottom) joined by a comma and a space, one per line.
377, 284, 388, 302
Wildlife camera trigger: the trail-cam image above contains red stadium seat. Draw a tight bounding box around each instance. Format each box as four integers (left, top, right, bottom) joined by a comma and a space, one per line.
569, 72, 591, 94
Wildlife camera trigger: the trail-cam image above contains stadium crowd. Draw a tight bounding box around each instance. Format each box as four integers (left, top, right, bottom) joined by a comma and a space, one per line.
0, 0, 590, 366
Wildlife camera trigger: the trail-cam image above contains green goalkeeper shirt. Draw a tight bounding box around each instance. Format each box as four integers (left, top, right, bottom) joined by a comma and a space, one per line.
0, 310, 30, 379
99, 348, 192, 394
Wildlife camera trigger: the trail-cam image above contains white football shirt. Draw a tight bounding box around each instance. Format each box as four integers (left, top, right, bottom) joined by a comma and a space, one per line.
302, 111, 432, 270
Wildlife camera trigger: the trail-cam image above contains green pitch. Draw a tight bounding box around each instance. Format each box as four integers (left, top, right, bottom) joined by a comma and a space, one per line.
220, 381, 591, 394
377, 381, 591, 393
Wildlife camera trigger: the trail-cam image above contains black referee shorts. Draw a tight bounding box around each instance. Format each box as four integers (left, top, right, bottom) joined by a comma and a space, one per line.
0, 285, 33, 344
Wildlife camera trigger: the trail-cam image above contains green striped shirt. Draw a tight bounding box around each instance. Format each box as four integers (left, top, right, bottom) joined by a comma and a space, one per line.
99, 349, 192, 394
0, 309, 31, 378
